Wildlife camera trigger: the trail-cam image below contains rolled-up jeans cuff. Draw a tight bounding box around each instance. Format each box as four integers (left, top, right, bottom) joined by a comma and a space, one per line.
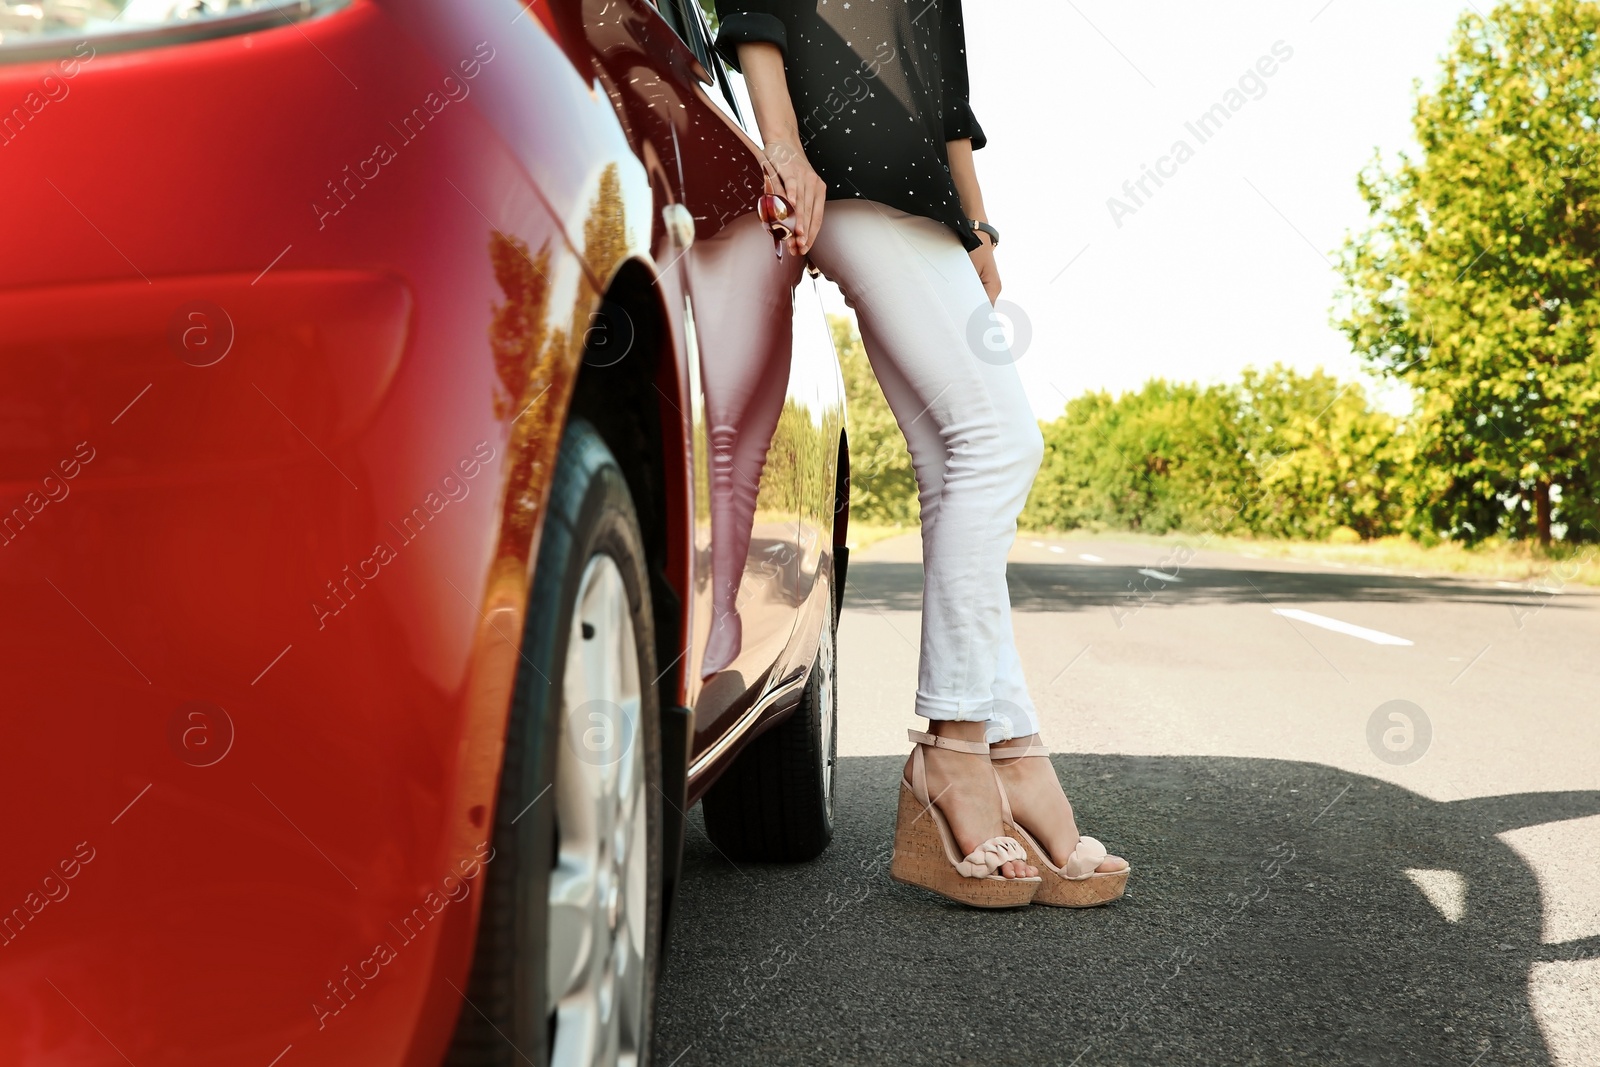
914, 692, 992, 721
915, 695, 1037, 741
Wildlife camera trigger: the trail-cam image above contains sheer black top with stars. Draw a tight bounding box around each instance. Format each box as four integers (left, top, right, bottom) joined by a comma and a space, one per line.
712, 0, 988, 251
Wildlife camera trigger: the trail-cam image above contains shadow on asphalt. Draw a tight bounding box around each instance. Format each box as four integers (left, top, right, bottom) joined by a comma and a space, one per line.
842, 561, 1595, 615
654, 753, 1600, 1067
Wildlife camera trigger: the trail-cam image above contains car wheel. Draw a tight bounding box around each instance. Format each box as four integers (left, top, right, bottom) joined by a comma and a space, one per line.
449, 418, 661, 1067
702, 568, 837, 862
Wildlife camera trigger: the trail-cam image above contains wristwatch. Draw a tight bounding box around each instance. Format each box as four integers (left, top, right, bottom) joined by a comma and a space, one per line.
970, 219, 1000, 248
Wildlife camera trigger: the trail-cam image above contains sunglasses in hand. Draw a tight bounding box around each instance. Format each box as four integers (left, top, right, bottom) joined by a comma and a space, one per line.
757, 191, 797, 259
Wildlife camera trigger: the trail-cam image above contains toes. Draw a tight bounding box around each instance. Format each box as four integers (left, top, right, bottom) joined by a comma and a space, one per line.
999, 859, 1039, 879
1099, 854, 1128, 873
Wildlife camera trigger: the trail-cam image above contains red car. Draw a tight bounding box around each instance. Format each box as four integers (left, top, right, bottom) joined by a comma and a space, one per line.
0, 1, 847, 1064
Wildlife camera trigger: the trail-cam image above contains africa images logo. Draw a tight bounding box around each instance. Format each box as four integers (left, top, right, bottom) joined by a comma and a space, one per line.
311, 42, 496, 231
310, 442, 496, 630
311, 842, 494, 1030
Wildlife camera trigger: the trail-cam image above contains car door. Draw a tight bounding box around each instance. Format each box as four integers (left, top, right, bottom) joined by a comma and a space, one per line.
550, 0, 810, 753
656, 0, 851, 767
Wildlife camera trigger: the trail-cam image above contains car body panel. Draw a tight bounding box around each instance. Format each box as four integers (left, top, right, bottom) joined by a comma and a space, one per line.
0, 0, 844, 1063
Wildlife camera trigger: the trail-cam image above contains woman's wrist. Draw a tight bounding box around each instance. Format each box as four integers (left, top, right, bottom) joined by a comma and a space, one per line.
763, 136, 804, 167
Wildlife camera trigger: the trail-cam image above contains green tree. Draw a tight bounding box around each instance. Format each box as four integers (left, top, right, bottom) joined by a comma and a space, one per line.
1232, 367, 1412, 540
1338, 0, 1600, 544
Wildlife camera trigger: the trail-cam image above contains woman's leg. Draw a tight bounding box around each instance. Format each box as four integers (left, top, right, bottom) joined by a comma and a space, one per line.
810, 201, 1043, 721
985, 506, 1126, 873
808, 200, 1042, 873
990, 615, 1037, 738
874, 335, 1042, 741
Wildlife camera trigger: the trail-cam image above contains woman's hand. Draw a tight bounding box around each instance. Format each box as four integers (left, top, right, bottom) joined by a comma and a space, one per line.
762, 138, 826, 256
969, 231, 1001, 303
733, 43, 825, 256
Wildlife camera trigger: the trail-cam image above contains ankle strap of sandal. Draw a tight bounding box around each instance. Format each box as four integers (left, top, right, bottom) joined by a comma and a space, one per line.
907, 729, 992, 756
990, 744, 1051, 762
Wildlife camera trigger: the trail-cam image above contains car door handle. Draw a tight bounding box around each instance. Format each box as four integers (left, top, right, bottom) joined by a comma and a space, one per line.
662, 203, 695, 249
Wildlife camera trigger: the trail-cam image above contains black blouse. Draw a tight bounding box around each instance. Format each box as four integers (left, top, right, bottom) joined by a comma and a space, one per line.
712, 0, 988, 251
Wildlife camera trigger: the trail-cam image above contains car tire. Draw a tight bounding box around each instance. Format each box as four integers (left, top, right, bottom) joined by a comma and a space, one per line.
702, 570, 837, 863
448, 418, 662, 1067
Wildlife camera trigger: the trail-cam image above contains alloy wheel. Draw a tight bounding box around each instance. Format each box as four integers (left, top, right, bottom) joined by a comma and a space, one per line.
545, 555, 649, 1067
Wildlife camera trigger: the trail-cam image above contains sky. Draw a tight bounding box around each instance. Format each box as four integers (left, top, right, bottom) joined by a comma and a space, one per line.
815, 0, 1481, 420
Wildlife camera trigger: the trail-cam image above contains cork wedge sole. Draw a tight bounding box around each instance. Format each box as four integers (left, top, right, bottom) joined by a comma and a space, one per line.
1009, 822, 1129, 907
890, 782, 1040, 908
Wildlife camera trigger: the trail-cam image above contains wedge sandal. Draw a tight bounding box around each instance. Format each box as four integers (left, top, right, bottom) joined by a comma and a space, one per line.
890, 730, 1040, 908
991, 744, 1129, 907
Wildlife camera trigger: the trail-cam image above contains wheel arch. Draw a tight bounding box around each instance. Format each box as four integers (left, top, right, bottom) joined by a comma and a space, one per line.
565, 256, 695, 932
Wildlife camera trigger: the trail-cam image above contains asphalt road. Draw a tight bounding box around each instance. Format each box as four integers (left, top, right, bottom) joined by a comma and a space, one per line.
654, 534, 1600, 1067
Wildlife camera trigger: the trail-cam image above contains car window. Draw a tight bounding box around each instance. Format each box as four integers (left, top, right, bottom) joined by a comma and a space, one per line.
649, 0, 753, 135
655, 0, 716, 73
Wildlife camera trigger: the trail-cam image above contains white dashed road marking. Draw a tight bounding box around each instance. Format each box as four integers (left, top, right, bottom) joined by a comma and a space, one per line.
1271, 608, 1413, 646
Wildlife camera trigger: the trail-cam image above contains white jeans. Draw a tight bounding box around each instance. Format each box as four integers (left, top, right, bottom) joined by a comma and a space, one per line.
807, 200, 1045, 740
